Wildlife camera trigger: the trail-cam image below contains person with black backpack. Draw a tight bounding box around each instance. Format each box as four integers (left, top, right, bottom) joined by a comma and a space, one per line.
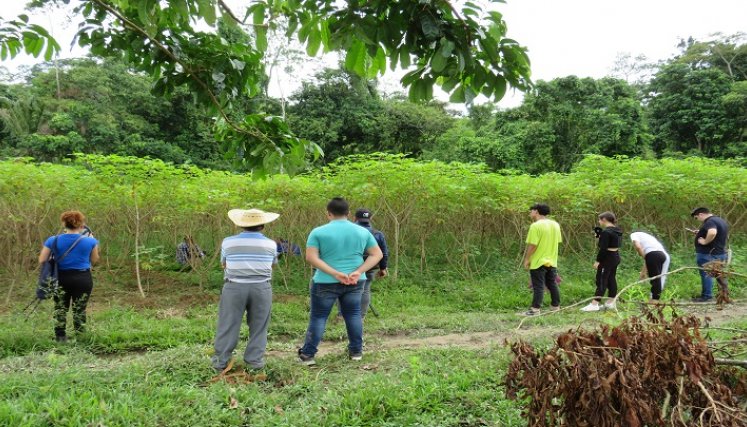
37, 211, 99, 342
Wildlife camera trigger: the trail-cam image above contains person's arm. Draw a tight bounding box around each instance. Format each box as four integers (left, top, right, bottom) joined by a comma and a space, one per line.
377, 233, 389, 277
350, 245, 383, 283
596, 231, 610, 263
305, 247, 349, 283
698, 228, 718, 246
38, 246, 51, 265
631, 240, 647, 278
523, 244, 537, 270
90, 245, 100, 265
523, 224, 539, 270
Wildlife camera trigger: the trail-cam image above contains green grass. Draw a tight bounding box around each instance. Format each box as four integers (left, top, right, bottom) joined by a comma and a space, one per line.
0, 345, 524, 427
0, 250, 743, 426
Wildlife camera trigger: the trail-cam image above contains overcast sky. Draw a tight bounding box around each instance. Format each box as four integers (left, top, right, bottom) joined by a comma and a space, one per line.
2, 0, 746, 108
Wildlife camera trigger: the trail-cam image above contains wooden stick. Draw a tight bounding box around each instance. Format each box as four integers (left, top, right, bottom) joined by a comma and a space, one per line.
715, 358, 747, 368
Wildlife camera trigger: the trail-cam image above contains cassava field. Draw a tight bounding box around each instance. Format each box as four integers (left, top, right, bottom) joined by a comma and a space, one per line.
0, 154, 745, 426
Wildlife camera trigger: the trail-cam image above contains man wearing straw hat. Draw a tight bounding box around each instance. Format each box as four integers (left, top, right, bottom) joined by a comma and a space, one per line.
298, 197, 383, 365
212, 208, 280, 372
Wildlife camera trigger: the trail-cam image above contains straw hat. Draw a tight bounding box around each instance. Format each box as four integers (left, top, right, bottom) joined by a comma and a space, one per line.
227, 209, 280, 227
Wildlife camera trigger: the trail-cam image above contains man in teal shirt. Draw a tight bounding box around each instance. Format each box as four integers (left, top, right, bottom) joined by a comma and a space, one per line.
299, 197, 383, 365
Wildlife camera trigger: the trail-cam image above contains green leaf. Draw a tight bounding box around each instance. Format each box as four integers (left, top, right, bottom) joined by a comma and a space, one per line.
307, 27, 321, 56
197, 0, 216, 26
440, 39, 455, 57
419, 14, 440, 40
407, 79, 422, 102
441, 77, 459, 93
400, 50, 411, 69
492, 75, 507, 100
431, 51, 447, 72
174, 0, 189, 21
344, 39, 366, 76
449, 85, 466, 103
319, 20, 331, 51
252, 4, 265, 26
464, 2, 482, 11
256, 26, 268, 52
480, 39, 500, 64
401, 68, 425, 86
367, 47, 386, 78
388, 48, 399, 71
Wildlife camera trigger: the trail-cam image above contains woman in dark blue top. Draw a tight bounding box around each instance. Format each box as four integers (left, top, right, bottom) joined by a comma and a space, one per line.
38, 210, 99, 342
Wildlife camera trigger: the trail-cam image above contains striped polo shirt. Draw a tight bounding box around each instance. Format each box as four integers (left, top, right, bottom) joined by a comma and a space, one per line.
221, 232, 277, 284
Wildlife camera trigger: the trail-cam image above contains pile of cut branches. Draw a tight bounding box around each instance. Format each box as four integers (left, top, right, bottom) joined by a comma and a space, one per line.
505, 308, 747, 426
703, 260, 733, 305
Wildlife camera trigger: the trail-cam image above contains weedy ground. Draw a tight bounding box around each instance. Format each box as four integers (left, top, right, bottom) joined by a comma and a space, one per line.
1, 253, 745, 426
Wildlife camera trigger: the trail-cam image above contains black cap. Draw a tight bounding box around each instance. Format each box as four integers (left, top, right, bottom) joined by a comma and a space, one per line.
690, 207, 710, 217
355, 208, 372, 223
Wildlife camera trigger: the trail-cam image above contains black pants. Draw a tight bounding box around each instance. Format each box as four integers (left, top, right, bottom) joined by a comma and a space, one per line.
530, 266, 560, 309
53, 270, 93, 337
645, 251, 667, 300
594, 252, 620, 300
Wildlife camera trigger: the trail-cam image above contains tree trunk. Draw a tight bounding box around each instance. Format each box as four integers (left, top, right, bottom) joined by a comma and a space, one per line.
133, 185, 145, 298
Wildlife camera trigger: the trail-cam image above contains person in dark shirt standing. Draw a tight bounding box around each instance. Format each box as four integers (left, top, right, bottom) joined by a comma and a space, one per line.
176, 235, 205, 268
353, 208, 388, 319
581, 212, 623, 312
689, 207, 730, 302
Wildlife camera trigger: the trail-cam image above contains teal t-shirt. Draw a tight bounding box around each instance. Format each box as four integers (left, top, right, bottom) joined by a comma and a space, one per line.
307, 219, 378, 283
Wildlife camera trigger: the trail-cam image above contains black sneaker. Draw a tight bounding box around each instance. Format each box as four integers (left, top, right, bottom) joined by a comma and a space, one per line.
349, 352, 363, 361
297, 349, 316, 366
692, 296, 713, 303
55, 335, 68, 343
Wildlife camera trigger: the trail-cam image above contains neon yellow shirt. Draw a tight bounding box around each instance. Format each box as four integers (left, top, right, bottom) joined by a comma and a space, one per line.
526, 218, 562, 269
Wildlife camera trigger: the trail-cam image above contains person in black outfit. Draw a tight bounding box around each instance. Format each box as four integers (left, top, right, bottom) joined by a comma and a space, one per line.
689, 207, 729, 302
581, 212, 623, 312
38, 211, 100, 342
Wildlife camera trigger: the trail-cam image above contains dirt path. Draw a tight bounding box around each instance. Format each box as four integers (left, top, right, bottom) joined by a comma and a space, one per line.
297, 301, 747, 357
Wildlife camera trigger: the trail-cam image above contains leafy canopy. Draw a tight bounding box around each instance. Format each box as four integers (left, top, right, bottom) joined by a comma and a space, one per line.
7, 0, 530, 174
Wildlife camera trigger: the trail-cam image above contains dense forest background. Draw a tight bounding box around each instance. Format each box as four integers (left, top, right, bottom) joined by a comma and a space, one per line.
1, 33, 745, 172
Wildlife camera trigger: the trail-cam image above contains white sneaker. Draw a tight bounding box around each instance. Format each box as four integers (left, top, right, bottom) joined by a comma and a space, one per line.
604, 301, 616, 310
580, 303, 601, 312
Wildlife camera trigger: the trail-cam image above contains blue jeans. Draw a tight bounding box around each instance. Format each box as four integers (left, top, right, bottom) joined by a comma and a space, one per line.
696, 252, 728, 299
335, 271, 375, 318
301, 280, 364, 357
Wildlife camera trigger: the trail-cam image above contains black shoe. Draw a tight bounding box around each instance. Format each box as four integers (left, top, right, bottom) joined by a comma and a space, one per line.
349, 352, 363, 361
55, 335, 68, 343
691, 296, 713, 303
297, 348, 316, 366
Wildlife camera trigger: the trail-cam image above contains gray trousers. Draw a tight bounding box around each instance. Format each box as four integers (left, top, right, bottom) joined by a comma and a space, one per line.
212, 279, 272, 370
360, 271, 374, 318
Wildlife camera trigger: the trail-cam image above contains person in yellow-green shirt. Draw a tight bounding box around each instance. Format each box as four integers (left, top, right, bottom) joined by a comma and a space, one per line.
522, 203, 562, 316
